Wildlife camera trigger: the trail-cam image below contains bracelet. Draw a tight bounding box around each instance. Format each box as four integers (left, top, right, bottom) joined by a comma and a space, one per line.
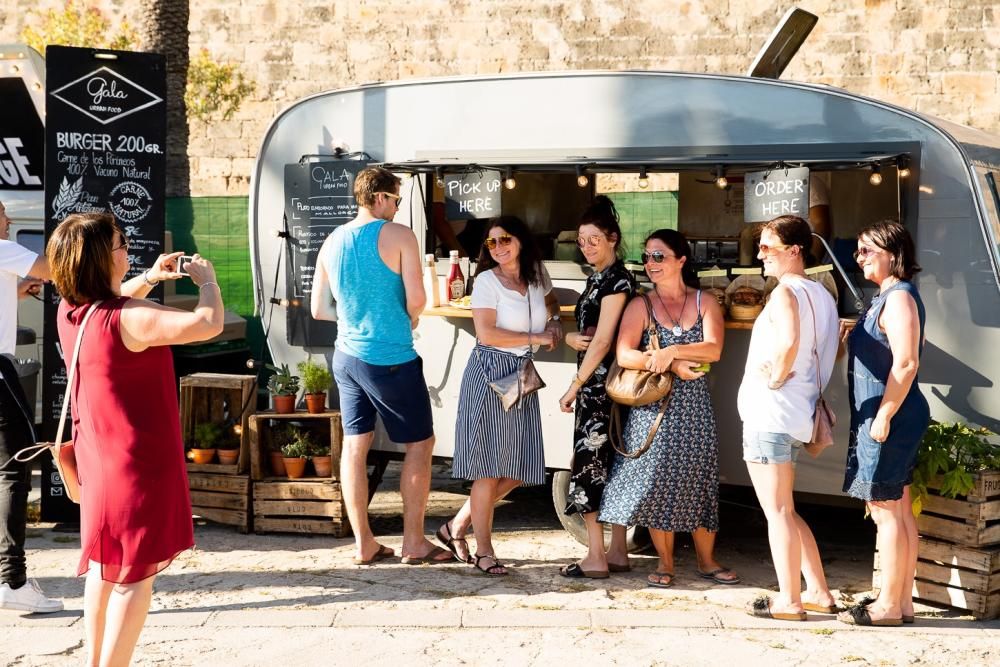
572, 373, 586, 386
142, 270, 159, 287
199, 281, 219, 291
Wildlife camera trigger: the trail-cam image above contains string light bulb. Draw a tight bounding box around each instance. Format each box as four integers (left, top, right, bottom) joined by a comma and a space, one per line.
714, 165, 728, 190
504, 168, 516, 190
869, 164, 883, 186
897, 157, 911, 179
576, 166, 589, 188
434, 168, 445, 189
637, 167, 649, 190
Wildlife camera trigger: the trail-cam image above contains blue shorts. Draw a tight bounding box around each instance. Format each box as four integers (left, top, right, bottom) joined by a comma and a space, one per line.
743, 430, 803, 465
332, 350, 434, 443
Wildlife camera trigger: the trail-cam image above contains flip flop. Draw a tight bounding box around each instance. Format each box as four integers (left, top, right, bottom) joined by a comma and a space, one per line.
559, 562, 610, 579
903, 615, 915, 624
747, 595, 807, 622
400, 545, 453, 565
837, 604, 902, 627
646, 571, 675, 589
803, 602, 840, 614
436, 522, 473, 564
697, 567, 741, 585
608, 562, 631, 573
353, 544, 394, 566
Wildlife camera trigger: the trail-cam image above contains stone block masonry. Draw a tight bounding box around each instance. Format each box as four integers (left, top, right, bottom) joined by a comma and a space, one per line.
1, 0, 997, 195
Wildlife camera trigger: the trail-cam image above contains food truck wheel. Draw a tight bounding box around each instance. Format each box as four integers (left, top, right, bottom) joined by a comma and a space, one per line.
551, 470, 650, 552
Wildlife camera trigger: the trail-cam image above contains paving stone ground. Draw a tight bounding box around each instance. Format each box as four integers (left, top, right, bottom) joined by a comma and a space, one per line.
2, 464, 997, 665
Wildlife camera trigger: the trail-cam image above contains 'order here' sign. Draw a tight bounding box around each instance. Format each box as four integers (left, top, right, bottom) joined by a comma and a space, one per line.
744, 167, 811, 223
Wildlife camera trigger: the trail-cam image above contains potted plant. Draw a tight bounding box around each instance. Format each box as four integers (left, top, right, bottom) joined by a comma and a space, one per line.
268, 425, 293, 477
216, 423, 241, 466
911, 422, 1000, 515
281, 431, 312, 479
308, 437, 332, 477
266, 363, 300, 414
190, 422, 223, 464
297, 358, 332, 414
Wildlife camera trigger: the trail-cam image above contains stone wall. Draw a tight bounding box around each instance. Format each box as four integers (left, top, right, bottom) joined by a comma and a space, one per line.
2, 0, 997, 195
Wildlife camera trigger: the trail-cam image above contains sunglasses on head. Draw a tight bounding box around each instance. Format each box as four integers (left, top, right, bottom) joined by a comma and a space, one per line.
641, 251, 674, 264
483, 234, 514, 250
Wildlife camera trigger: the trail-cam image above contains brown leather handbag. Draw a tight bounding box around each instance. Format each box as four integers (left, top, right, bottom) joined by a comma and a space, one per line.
483, 293, 546, 411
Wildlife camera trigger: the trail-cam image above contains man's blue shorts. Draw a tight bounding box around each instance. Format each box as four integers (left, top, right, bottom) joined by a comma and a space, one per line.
332, 349, 434, 443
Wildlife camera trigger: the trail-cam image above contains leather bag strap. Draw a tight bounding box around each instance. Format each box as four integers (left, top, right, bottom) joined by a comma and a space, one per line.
800, 287, 824, 395
55, 300, 103, 446
609, 394, 671, 459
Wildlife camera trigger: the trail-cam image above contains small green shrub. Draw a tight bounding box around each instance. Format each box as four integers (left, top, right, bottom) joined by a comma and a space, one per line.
281, 431, 314, 459
192, 422, 224, 449
911, 422, 1000, 515
297, 359, 333, 395
266, 363, 300, 396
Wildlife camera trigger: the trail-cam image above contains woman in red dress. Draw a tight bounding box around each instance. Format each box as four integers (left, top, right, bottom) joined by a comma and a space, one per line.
47, 212, 224, 667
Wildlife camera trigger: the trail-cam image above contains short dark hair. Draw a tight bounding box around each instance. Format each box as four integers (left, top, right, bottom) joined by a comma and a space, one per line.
46, 212, 120, 306
859, 219, 921, 280
763, 215, 814, 266
353, 167, 401, 208
579, 195, 624, 258
475, 215, 544, 286
644, 228, 699, 289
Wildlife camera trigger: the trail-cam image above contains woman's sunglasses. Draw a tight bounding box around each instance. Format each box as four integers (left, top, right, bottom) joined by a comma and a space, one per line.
483, 234, 514, 250
757, 243, 789, 255
113, 237, 131, 252
853, 246, 883, 261
641, 251, 675, 264
576, 234, 607, 248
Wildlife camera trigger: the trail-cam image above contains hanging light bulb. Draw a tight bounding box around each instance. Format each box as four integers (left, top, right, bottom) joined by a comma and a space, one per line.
576, 166, 589, 188
714, 165, 728, 189
504, 168, 516, 190
869, 164, 883, 186
897, 156, 911, 179
434, 168, 445, 189
637, 167, 649, 190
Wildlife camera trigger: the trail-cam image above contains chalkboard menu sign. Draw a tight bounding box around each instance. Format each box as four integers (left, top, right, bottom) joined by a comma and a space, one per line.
444, 171, 501, 221
0, 78, 44, 190
744, 167, 810, 223
282, 160, 369, 346
41, 46, 166, 522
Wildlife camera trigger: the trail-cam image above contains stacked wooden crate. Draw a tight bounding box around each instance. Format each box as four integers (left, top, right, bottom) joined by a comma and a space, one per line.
179, 373, 257, 533
874, 471, 1000, 619
249, 411, 348, 537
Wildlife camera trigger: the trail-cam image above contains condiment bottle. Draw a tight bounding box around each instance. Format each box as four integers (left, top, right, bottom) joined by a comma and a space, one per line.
447, 250, 465, 302
424, 253, 440, 308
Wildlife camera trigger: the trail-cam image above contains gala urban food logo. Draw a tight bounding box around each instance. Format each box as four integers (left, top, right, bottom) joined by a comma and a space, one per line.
50, 67, 162, 125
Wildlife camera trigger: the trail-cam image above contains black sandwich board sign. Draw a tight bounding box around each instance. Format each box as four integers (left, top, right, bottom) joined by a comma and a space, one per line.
744, 167, 810, 223
41, 46, 166, 522
282, 159, 369, 346
444, 171, 501, 221
0, 77, 44, 190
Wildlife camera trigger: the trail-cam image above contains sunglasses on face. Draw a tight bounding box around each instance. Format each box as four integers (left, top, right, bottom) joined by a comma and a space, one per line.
758, 243, 789, 255
576, 234, 607, 248
377, 191, 402, 207
853, 246, 883, 261
113, 237, 131, 252
641, 251, 675, 264
483, 234, 514, 251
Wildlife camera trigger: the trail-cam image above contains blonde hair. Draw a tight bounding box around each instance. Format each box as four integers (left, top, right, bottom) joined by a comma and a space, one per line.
353, 167, 401, 208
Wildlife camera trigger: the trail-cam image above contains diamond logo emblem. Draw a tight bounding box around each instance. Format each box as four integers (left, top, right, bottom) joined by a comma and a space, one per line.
50, 66, 162, 125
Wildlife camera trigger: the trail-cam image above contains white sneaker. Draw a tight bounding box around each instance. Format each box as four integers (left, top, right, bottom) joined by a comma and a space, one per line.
0, 579, 64, 613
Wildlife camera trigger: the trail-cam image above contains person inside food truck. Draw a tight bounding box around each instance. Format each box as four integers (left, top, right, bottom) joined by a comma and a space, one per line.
429, 201, 488, 257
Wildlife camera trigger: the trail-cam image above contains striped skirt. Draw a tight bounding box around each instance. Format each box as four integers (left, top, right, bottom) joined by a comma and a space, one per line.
452, 345, 545, 486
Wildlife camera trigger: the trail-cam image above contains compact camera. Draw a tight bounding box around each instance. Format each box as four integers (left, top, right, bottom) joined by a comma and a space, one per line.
177, 255, 195, 276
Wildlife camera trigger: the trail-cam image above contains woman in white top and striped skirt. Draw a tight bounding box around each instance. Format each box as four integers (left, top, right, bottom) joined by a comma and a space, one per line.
439, 216, 562, 576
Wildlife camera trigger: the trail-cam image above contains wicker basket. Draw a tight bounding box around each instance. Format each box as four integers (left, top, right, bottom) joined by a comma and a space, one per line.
729, 303, 763, 320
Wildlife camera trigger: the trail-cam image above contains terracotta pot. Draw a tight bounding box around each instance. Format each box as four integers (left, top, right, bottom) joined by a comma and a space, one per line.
269, 451, 287, 477
312, 455, 332, 477
190, 448, 216, 464
272, 394, 296, 414
304, 393, 327, 414
284, 457, 307, 479
217, 449, 239, 465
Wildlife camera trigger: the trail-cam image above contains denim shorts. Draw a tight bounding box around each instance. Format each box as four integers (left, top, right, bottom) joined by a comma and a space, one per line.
742, 430, 803, 465
332, 350, 434, 443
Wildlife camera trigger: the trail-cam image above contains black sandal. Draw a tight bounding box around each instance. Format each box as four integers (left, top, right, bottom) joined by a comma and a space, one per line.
473, 553, 508, 576
436, 522, 473, 564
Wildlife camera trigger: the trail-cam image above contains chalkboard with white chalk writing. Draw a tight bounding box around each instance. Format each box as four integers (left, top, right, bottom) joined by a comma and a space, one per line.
744, 167, 811, 223
444, 171, 501, 221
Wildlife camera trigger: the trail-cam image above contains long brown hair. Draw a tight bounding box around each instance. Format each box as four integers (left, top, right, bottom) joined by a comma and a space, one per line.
46, 212, 120, 306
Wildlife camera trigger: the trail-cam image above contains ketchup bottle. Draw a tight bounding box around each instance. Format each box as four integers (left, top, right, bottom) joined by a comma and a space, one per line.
447, 250, 465, 302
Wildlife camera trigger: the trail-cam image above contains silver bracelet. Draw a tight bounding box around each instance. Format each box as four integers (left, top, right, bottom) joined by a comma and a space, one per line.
199, 282, 219, 291
142, 270, 159, 287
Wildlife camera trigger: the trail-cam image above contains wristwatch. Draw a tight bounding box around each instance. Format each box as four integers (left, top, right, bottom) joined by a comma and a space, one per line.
548, 314, 561, 323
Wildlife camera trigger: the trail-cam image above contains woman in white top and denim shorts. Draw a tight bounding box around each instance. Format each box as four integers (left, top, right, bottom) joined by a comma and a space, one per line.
737, 215, 839, 621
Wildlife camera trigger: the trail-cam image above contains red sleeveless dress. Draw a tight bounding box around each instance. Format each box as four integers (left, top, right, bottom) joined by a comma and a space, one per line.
57, 297, 193, 583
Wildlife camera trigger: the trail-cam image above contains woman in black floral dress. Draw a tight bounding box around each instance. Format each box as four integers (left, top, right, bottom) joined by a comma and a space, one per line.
557, 196, 636, 579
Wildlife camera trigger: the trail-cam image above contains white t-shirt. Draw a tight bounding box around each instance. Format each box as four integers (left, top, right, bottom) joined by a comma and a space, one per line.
0, 240, 38, 356
737, 277, 839, 443
471, 266, 553, 355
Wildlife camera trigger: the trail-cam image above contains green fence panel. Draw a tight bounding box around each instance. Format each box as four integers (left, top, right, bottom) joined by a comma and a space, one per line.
606, 191, 679, 262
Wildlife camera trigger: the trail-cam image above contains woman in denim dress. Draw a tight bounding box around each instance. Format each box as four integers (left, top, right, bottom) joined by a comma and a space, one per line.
839, 220, 929, 627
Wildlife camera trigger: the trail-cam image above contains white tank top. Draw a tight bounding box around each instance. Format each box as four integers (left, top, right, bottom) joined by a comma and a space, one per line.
737, 277, 839, 442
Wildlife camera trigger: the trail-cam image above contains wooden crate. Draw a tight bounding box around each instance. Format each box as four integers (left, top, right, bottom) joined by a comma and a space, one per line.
874, 536, 1000, 620
252, 479, 348, 536
248, 411, 343, 481
189, 472, 251, 534
179, 373, 257, 475
917, 470, 1000, 547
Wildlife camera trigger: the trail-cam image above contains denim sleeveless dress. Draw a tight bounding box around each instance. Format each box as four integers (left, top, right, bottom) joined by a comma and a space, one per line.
843, 281, 930, 501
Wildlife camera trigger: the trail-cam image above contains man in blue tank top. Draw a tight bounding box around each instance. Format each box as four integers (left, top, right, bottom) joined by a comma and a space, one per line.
311, 168, 450, 565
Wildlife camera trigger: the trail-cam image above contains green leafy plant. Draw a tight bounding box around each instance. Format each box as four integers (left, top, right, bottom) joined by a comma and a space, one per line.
281, 431, 314, 459
185, 48, 256, 122
266, 364, 300, 396
21, 1, 137, 54
305, 436, 330, 458
216, 422, 241, 451
192, 422, 224, 449
297, 359, 333, 395
911, 422, 1000, 515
